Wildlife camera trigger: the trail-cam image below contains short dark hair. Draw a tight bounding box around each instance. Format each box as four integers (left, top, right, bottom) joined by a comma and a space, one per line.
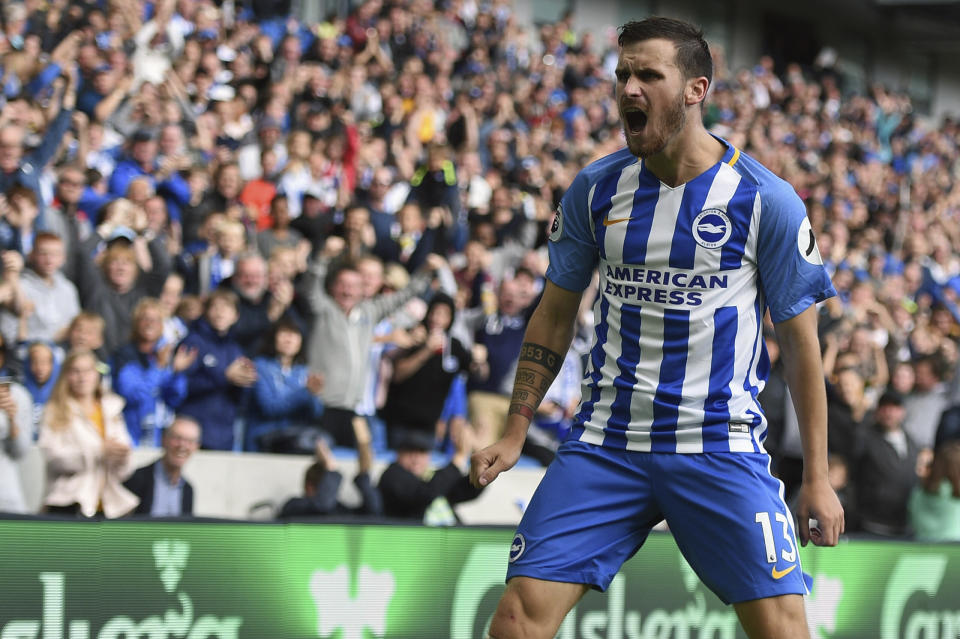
260, 318, 306, 362
304, 460, 328, 490
324, 260, 359, 294
205, 288, 239, 313
618, 17, 712, 87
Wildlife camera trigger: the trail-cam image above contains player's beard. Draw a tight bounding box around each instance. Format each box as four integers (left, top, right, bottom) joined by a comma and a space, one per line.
623, 90, 687, 159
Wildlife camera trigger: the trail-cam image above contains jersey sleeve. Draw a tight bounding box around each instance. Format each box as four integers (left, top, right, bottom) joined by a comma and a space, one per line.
756, 181, 836, 323
545, 170, 598, 292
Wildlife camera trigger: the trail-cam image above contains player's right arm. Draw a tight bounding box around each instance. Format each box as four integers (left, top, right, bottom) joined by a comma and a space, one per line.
470, 280, 583, 487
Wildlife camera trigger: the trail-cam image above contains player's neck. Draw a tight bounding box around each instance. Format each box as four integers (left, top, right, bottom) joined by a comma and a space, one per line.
642, 124, 726, 188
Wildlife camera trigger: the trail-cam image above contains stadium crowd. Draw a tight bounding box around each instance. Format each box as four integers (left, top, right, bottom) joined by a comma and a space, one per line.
0, 0, 956, 537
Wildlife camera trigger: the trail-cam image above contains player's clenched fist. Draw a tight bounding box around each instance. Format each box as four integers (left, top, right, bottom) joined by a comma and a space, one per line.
470, 438, 523, 488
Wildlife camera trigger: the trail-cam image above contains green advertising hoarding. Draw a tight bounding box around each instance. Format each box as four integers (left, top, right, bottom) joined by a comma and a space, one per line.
0, 520, 957, 638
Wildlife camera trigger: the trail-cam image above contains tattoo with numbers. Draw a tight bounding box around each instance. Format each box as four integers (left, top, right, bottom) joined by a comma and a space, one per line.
519, 342, 564, 376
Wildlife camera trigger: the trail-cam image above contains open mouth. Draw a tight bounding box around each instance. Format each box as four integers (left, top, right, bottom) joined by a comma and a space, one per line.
624, 109, 647, 134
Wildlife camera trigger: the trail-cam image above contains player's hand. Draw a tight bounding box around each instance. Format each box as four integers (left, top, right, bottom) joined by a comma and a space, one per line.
470, 436, 523, 488
794, 478, 844, 547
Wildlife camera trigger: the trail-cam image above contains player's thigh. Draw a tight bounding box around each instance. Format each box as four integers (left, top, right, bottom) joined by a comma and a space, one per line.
507, 440, 661, 591
734, 593, 810, 639
489, 576, 589, 639
653, 452, 807, 604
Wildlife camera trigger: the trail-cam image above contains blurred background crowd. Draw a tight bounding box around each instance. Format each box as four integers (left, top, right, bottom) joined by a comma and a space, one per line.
0, 0, 956, 538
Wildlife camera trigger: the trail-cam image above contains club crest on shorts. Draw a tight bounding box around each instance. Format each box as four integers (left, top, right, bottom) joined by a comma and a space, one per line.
797, 217, 823, 265
692, 208, 732, 249
549, 204, 563, 242
509, 533, 526, 562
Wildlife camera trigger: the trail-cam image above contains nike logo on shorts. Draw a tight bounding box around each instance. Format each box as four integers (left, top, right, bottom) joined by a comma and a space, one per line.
771, 564, 797, 580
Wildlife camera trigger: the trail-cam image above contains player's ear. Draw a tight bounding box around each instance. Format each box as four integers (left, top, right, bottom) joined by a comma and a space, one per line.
685, 76, 709, 106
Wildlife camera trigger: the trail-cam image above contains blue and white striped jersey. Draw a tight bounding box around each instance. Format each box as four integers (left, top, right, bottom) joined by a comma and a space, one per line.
546, 138, 835, 453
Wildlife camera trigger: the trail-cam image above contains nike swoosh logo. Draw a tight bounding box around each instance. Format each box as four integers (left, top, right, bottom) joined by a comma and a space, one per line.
603, 217, 636, 226
771, 564, 797, 580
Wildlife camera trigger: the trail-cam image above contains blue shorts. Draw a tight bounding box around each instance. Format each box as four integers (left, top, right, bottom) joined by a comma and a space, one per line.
506, 439, 807, 604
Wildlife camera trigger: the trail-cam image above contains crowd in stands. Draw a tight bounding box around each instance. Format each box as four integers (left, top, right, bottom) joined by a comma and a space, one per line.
0, 0, 957, 536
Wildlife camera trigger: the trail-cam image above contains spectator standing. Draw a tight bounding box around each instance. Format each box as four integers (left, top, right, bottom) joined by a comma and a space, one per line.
0, 375, 33, 513
0, 232, 80, 346
37, 349, 138, 518
246, 320, 324, 453
22, 340, 61, 435
301, 244, 445, 447
112, 298, 196, 447
852, 391, 922, 536
381, 293, 472, 448
256, 194, 306, 259
219, 252, 298, 356
124, 415, 201, 517
178, 290, 257, 451
0, 59, 76, 216
467, 277, 534, 448
902, 355, 950, 451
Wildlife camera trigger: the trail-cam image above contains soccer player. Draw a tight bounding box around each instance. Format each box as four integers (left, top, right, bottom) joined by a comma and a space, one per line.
470, 17, 844, 639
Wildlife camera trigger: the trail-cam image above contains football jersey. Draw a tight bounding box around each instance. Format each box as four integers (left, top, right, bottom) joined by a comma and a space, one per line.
546, 138, 835, 453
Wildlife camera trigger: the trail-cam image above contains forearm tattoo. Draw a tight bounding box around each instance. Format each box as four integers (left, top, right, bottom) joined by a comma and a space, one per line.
509, 342, 565, 422
519, 342, 564, 376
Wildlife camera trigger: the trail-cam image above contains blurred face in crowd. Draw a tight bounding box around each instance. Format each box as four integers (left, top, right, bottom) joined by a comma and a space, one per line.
463, 241, 488, 271
270, 196, 290, 228
234, 256, 268, 301
260, 148, 278, 176
891, 362, 915, 394
836, 368, 865, 406
7, 192, 38, 229
105, 251, 138, 292
135, 304, 164, 344
28, 344, 54, 385
159, 274, 184, 317
874, 400, 905, 432
217, 164, 242, 199
357, 258, 384, 298
427, 303, 452, 333
57, 168, 86, 204
498, 278, 526, 316
30, 236, 65, 279
159, 125, 184, 156
397, 204, 424, 233
344, 207, 370, 236
216, 224, 246, 256
69, 318, 104, 352
615, 38, 690, 159
126, 177, 153, 205
914, 360, 940, 392
268, 247, 297, 281
163, 418, 200, 471
65, 352, 100, 400
331, 268, 364, 314
144, 196, 168, 232
396, 449, 430, 478
0, 124, 22, 172
206, 296, 238, 333
132, 139, 157, 168
288, 131, 312, 161
275, 326, 302, 360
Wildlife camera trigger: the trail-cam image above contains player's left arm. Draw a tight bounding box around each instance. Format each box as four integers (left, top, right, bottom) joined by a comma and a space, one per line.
774, 306, 845, 547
